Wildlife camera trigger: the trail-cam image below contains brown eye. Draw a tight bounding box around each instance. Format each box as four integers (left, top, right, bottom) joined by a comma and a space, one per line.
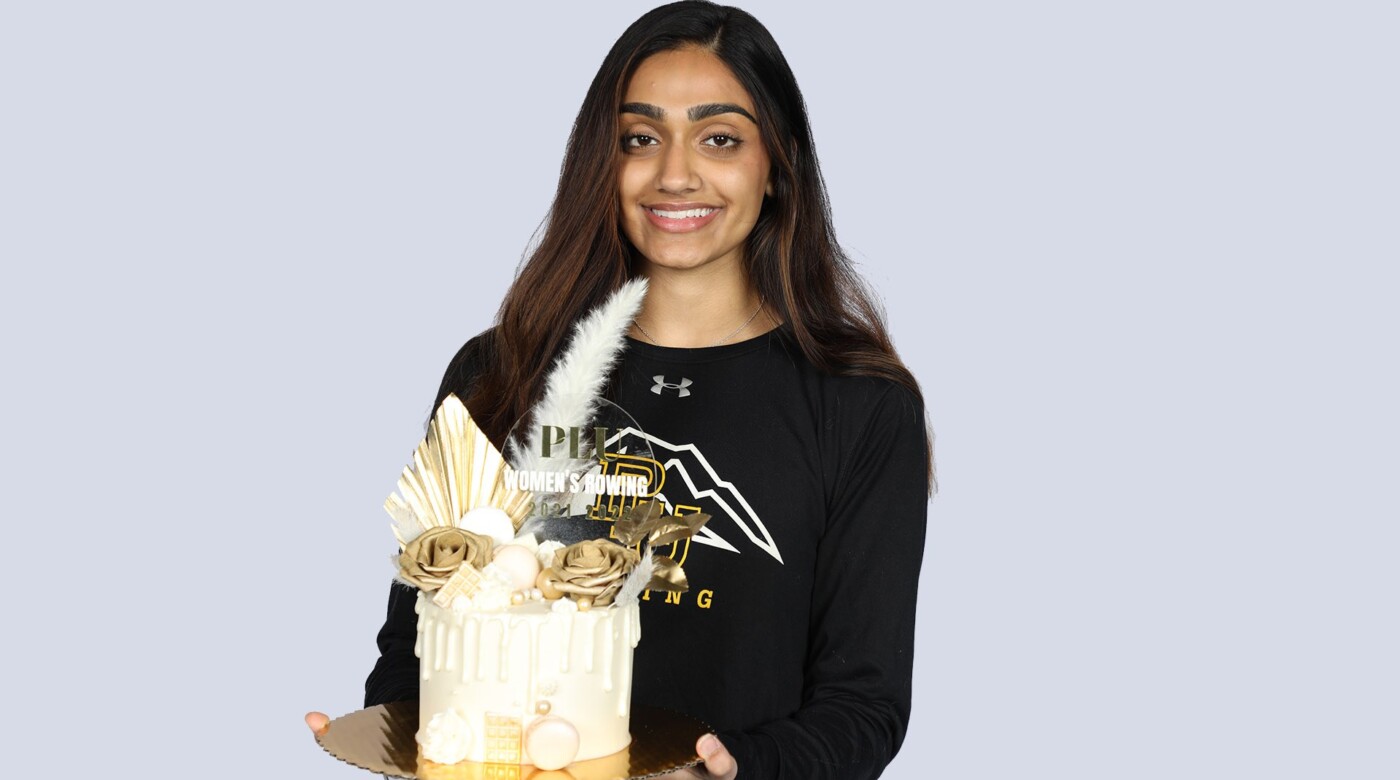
704, 134, 742, 150
623, 133, 658, 150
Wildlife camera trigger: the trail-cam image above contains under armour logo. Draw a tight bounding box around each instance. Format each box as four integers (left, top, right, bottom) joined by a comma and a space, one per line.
651, 375, 693, 397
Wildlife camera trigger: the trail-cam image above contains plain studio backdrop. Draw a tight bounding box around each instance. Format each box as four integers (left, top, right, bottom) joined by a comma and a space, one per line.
1, 1, 1395, 778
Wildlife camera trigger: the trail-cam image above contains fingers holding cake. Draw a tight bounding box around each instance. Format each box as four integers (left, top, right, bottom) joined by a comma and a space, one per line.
657, 733, 737, 778
304, 711, 330, 737
696, 734, 737, 780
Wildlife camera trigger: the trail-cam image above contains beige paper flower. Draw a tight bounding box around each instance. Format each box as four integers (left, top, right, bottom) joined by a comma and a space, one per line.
547, 539, 640, 607
399, 527, 493, 591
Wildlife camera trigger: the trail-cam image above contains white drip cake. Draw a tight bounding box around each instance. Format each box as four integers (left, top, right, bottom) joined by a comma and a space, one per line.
383, 393, 706, 771
415, 594, 641, 767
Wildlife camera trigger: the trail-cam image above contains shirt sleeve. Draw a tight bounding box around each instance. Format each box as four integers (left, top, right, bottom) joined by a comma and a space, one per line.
717, 383, 932, 779
364, 581, 421, 707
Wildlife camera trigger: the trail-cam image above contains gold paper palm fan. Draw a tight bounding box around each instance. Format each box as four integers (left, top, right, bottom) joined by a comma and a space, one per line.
384, 394, 534, 546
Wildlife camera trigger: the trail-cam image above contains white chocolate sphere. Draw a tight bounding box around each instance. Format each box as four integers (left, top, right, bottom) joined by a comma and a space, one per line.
492, 544, 543, 592
525, 716, 580, 771
457, 506, 515, 547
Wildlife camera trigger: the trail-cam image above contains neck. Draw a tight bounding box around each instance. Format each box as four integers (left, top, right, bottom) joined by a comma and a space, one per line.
630, 263, 778, 348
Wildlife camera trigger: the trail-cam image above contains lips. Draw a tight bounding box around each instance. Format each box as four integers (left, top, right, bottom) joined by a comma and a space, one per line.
642, 204, 722, 233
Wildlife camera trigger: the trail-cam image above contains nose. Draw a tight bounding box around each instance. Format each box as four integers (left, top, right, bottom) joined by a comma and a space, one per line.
656, 140, 700, 193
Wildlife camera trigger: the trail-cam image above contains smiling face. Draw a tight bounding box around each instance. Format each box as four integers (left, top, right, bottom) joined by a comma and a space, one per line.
617, 46, 773, 275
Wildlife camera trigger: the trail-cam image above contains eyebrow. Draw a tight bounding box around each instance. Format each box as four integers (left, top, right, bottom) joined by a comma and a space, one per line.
620, 101, 758, 126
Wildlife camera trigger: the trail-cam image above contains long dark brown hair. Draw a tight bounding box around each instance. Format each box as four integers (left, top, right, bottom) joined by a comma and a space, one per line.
455, 0, 936, 494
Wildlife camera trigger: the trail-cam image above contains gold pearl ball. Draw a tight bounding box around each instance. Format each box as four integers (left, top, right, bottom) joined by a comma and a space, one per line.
511, 591, 525, 606
577, 597, 592, 612
536, 700, 552, 715
536, 571, 563, 600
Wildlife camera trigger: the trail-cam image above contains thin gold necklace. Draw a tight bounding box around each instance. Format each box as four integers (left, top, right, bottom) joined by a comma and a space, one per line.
633, 297, 765, 348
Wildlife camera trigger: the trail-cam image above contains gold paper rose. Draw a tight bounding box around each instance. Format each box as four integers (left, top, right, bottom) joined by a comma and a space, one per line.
546, 539, 641, 607
398, 526, 493, 591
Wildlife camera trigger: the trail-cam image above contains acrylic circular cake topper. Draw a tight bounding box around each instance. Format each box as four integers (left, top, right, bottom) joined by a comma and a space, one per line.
502, 395, 661, 546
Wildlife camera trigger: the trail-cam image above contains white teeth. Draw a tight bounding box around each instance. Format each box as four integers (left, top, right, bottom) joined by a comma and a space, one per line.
648, 207, 716, 219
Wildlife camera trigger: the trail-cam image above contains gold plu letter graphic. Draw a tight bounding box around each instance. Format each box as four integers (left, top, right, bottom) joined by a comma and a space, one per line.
588, 453, 664, 522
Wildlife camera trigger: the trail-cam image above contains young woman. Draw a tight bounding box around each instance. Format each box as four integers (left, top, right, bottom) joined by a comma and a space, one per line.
309, 3, 934, 778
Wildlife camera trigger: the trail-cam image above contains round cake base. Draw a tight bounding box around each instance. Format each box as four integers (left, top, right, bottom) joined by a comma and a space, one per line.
316, 701, 709, 780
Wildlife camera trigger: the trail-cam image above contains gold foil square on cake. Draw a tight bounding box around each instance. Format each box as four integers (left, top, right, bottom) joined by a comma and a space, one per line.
433, 563, 486, 609
483, 713, 523, 764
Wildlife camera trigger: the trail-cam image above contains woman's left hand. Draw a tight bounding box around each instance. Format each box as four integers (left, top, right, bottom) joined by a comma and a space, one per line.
661, 734, 738, 779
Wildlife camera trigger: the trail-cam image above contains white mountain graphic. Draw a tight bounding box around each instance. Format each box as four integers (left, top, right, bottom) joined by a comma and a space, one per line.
610, 427, 784, 565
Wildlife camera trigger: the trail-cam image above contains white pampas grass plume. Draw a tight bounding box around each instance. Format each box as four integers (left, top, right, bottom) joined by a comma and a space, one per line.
509, 277, 648, 475
386, 494, 421, 548
615, 548, 655, 607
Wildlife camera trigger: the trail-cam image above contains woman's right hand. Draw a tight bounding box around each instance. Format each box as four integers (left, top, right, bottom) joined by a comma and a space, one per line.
305, 711, 330, 737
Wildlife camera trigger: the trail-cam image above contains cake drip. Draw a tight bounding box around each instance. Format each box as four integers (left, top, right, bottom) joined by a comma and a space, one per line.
415, 593, 641, 763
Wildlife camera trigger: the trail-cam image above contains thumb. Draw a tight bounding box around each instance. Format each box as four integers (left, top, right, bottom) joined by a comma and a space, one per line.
305, 711, 330, 737
697, 733, 736, 779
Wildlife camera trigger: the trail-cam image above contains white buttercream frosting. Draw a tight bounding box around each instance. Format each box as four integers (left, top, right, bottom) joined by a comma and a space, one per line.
471, 562, 517, 612
536, 540, 565, 568
419, 708, 473, 764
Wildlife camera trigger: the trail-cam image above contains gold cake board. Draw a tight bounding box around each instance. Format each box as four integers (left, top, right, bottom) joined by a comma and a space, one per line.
317, 701, 708, 780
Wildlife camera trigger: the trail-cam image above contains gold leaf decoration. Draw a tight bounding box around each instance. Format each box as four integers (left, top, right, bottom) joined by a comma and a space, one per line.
648, 554, 689, 593
384, 394, 535, 542
648, 512, 711, 547
612, 500, 664, 547
610, 499, 711, 597
613, 499, 711, 548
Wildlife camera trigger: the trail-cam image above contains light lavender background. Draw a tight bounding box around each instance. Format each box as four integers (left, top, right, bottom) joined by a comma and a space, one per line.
2, 1, 1396, 778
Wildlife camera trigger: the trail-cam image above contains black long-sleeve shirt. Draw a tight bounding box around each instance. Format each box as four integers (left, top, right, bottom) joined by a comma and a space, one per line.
365, 323, 931, 779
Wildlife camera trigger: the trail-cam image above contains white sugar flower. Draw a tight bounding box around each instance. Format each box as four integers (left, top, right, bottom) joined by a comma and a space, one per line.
536, 540, 566, 569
